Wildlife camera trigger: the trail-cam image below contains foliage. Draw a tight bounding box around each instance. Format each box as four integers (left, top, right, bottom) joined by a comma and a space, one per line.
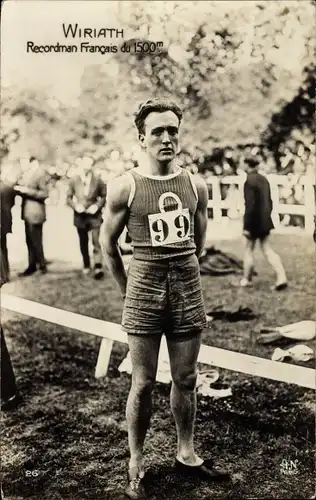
1, 1, 314, 178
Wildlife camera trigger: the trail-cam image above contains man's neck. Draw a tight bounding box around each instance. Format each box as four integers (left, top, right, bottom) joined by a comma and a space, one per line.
141, 157, 178, 176
80, 170, 92, 178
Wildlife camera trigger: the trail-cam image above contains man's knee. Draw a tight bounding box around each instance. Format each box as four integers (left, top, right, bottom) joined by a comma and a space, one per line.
131, 373, 155, 397
93, 241, 101, 252
260, 240, 273, 257
172, 369, 198, 391
92, 230, 101, 250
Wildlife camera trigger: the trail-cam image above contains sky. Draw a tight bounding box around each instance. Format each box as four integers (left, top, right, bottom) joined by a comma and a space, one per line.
1, 1, 134, 103
1, 0, 311, 104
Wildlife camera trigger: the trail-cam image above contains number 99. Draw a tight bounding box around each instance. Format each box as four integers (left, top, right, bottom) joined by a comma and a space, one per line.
151, 219, 169, 243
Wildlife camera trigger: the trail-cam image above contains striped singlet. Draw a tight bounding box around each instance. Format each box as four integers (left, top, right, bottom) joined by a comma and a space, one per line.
125, 167, 198, 261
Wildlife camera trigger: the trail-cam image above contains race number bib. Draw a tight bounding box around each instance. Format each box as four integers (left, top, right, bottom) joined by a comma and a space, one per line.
148, 192, 190, 246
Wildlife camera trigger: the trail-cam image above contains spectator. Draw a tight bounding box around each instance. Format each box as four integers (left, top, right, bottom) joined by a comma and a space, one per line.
14, 157, 49, 276
66, 155, 107, 279
0, 165, 18, 280
240, 158, 288, 290
1, 246, 21, 412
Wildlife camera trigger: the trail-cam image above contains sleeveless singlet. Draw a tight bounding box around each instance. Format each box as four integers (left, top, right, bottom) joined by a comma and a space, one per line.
125, 167, 198, 261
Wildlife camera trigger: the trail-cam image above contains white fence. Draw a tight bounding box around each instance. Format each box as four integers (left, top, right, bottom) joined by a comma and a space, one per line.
2, 293, 315, 389
206, 173, 316, 234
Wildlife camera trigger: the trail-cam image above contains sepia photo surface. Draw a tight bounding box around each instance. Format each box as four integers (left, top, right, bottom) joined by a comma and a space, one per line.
1, 1, 315, 499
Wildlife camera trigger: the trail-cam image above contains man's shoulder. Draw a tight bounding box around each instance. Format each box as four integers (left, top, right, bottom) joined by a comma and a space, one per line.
0, 181, 14, 193
247, 171, 262, 183
69, 173, 80, 183
34, 166, 47, 179
107, 173, 131, 205
92, 171, 105, 183
190, 173, 208, 196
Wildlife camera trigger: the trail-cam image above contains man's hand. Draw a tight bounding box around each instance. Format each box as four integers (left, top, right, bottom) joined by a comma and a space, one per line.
243, 230, 251, 239
14, 184, 28, 194
75, 203, 85, 214
86, 204, 99, 215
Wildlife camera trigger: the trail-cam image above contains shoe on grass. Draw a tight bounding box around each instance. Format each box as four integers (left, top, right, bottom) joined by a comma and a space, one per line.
174, 458, 231, 482
1, 393, 23, 412
94, 266, 104, 280
18, 267, 37, 277
240, 278, 252, 287
125, 467, 147, 499
272, 281, 288, 291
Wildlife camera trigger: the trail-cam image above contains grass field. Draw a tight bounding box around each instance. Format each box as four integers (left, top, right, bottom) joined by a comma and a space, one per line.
1, 233, 315, 500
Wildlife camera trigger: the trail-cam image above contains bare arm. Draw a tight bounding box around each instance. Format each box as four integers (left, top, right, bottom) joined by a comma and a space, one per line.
95, 177, 107, 210
193, 175, 209, 258
101, 175, 130, 298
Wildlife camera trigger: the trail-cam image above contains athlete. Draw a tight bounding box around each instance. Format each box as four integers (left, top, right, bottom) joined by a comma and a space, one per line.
102, 99, 230, 499
240, 157, 288, 290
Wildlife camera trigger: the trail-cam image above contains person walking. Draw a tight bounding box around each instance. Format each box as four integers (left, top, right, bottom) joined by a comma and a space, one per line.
240, 157, 288, 290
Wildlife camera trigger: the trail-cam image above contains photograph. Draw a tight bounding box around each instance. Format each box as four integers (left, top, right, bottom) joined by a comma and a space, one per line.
1, 1, 315, 499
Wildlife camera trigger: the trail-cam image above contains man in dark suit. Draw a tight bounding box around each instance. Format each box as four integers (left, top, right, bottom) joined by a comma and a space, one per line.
0, 166, 18, 281
1, 246, 22, 411
14, 156, 49, 276
66, 156, 107, 279
241, 158, 287, 290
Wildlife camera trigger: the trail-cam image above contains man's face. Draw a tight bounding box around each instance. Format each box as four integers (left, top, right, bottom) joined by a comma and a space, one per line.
29, 159, 39, 171
140, 111, 180, 163
80, 156, 94, 175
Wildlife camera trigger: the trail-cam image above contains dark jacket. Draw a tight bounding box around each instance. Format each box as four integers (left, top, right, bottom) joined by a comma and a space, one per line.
0, 181, 16, 235
19, 167, 49, 225
66, 172, 107, 228
243, 171, 274, 236
0, 247, 9, 287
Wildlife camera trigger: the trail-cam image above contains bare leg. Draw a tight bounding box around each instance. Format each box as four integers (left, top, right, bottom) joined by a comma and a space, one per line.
126, 334, 161, 473
167, 332, 203, 465
242, 237, 256, 284
259, 235, 287, 286
91, 227, 102, 267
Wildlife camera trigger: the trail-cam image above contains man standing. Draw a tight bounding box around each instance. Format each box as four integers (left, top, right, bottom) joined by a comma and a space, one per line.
0, 165, 18, 281
66, 156, 106, 279
1, 246, 21, 412
240, 157, 287, 290
15, 157, 49, 276
102, 99, 230, 499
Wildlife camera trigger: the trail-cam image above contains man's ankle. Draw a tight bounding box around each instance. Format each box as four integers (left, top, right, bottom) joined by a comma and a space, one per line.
129, 456, 144, 473
176, 450, 203, 466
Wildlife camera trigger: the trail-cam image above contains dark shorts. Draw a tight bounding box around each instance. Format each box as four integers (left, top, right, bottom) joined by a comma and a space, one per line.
122, 253, 207, 338
245, 231, 271, 241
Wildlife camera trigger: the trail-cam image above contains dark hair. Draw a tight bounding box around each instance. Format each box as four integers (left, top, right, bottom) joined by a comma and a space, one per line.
244, 157, 259, 168
29, 156, 37, 163
134, 98, 183, 135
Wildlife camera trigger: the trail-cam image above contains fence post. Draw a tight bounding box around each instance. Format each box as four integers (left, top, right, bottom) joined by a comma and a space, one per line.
268, 176, 281, 229
212, 177, 222, 223
304, 175, 316, 234
95, 338, 114, 378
